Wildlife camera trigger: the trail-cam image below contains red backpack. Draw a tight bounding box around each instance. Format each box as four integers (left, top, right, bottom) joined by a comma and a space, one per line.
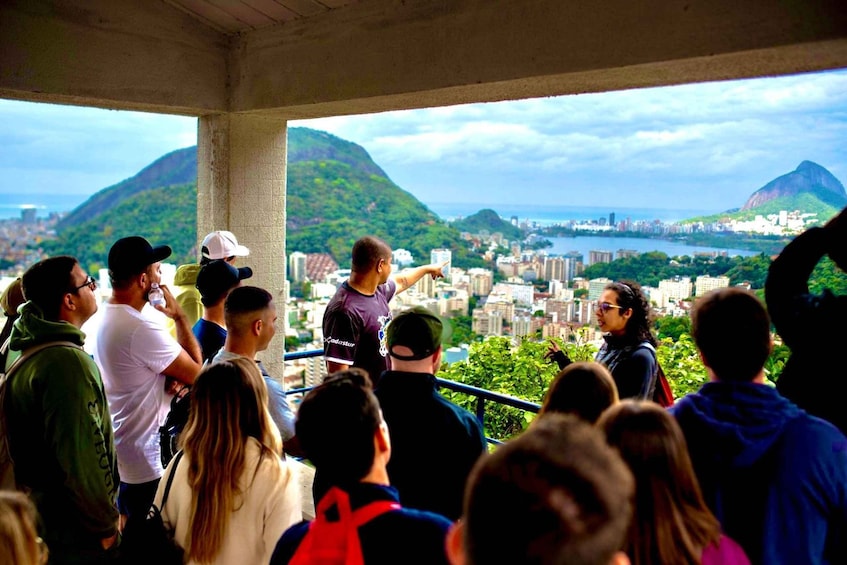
290, 487, 401, 565
639, 342, 675, 408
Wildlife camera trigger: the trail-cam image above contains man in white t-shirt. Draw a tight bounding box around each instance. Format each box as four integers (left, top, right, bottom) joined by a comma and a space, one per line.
95, 236, 203, 523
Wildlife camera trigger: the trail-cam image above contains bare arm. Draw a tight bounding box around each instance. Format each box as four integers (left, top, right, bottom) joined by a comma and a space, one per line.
155, 284, 202, 385
326, 360, 351, 376
393, 261, 447, 294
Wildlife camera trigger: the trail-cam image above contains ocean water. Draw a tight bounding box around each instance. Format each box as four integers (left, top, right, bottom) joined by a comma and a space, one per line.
0, 193, 88, 220
0, 193, 719, 226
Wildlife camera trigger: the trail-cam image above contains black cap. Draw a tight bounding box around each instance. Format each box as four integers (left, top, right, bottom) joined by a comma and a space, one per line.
108, 236, 172, 278
387, 306, 443, 361
196, 260, 253, 305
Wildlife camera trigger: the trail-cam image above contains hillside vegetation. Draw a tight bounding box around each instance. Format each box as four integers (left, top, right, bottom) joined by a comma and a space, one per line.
450, 208, 523, 241
46, 128, 484, 272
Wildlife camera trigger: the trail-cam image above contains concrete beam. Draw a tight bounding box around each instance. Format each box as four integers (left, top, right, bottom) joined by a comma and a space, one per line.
0, 0, 229, 114
232, 0, 847, 118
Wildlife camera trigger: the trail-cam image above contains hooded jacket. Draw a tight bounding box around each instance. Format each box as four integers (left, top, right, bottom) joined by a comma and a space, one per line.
671, 382, 847, 564
173, 263, 203, 329
5, 301, 119, 550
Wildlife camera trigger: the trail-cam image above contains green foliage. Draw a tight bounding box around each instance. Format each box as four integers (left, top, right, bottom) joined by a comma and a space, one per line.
764, 343, 791, 383
450, 209, 523, 241
43, 182, 198, 273
447, 315, 477, 347
655, 335, 709, 399
655, 315, 691, 341
809, 257, 847, 295
439, 336, 596, 441
49, 127, 488, 273
582, 251, 773, 288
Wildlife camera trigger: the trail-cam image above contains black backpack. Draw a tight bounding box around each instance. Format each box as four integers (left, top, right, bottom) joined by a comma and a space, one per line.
159, 385, 190, 469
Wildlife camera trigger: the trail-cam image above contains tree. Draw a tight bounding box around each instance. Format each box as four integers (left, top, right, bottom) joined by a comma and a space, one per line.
655, 315, 691, 341
439, 336, 596, 441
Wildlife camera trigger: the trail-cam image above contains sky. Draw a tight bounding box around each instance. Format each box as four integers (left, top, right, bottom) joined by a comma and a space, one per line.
1, 68, 846, 214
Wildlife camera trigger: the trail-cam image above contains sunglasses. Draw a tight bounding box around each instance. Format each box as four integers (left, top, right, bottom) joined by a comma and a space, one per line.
596, 302, 624, 313
71, 275, 97, 293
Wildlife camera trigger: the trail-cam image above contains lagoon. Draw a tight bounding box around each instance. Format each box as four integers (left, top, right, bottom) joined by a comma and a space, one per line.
545, 235, 758, 264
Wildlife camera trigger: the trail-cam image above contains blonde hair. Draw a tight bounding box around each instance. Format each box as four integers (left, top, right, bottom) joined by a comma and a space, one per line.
0, 491, 43, 565
180, 357, 283, 562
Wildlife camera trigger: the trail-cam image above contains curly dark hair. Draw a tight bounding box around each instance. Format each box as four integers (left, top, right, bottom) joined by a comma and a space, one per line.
605, 280, 657, 347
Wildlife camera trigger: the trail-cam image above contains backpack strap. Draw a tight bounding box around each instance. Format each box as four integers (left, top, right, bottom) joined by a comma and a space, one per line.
159, 450, 184, 509
4, 340, 82, 376
290, 487, 401, 565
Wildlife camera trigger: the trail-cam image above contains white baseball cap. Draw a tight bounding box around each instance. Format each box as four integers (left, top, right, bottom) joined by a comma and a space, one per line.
201, 231, 250, 260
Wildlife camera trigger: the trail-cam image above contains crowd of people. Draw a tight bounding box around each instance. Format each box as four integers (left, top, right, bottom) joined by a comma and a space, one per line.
1, 205, 846, 564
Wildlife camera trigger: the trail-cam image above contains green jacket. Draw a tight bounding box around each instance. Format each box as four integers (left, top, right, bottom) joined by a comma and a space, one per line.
6, 301, 119, 548
173, 263, 203, 328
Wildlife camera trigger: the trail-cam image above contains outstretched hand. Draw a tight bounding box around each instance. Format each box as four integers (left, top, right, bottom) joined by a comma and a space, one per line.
431, 261, 449, 279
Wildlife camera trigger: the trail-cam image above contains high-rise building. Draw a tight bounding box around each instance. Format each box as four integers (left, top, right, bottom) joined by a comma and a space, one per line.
695, 275, 730, 296
288, 251, 307, 283
512, 316, 532, 338
21, 207, 37, 223
609, 212, 616, 227
589, 250, 613, 265
431, 248, 452, 278
588, 277, 612, 300
543, 256, 565, 281
413, 273, 436, 298
658, 277, 693, 301
472, 308, 503, 336
616, 249, 639, 260
468, 268, 493, 296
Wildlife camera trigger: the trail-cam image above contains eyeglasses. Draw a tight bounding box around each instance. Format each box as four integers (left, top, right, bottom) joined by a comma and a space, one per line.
596, 302, 624, 313
71, 275, 97, 293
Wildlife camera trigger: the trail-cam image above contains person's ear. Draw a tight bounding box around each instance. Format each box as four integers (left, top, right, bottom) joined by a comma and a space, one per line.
138, 271, 148, 289
63, 292, 76, 312
622, 307, 633, 321
252, 318, 263, 337
445, 521, 467, 565
432, 346, 443, 372
376, 418, 390, 454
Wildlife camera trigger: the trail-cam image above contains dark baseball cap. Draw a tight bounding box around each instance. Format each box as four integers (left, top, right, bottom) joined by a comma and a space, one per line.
196, 260, 253, 305
387, 306, 443, 361
108, 236, 172, 277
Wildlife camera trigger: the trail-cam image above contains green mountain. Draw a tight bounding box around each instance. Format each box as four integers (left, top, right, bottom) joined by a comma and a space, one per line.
450, 209, 523, 241
742, 161, 847, 211
684, 161, 846, 225
46, 128, 484, 271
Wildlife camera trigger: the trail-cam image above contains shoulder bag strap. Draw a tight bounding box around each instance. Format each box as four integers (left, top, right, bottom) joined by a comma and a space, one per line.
4, 340, 82, 377
160, 450, 184, 508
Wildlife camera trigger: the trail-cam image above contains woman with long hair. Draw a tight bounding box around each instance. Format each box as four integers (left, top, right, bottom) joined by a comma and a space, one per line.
155, 357, 301, 564
539, 361, 619, 424
598, 401, 749, 565
0, 490, 46, 565
547, 280, 659, 399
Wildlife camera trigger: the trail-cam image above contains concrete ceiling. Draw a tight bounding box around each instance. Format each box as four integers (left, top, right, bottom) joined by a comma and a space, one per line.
162, 0, 357, 34
1, 0, 847, 120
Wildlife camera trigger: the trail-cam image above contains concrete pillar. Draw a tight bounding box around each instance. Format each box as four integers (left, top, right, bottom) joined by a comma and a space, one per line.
197, 113, 288, 377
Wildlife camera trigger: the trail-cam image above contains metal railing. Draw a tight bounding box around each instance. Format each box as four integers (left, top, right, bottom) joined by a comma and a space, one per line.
283, 349, 540, 445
